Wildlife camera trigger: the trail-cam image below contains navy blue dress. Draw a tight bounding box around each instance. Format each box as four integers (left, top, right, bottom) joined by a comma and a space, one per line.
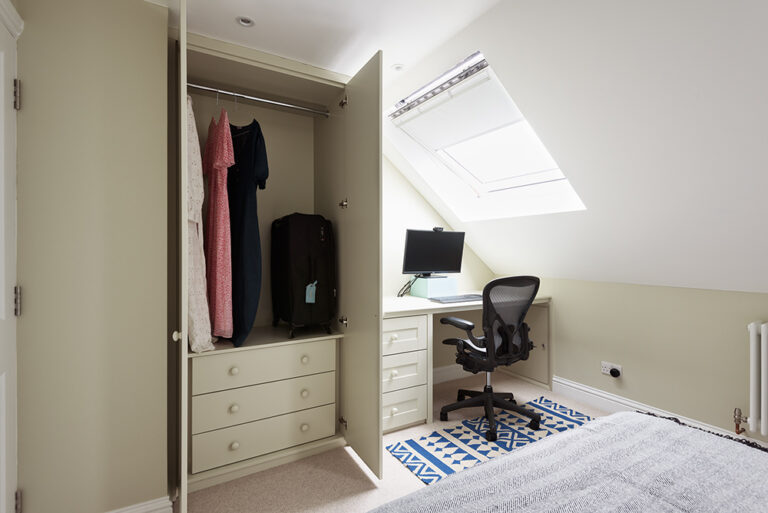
228, 120, 269, 346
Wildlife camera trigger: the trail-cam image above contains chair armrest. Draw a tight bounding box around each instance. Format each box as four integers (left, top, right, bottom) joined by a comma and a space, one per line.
440, 317, 486, 349
440, 316, 475, 331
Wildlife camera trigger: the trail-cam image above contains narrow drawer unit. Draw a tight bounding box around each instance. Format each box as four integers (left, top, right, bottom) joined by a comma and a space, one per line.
191, 404, 336, 473
382, 384, 427, 432
191, 371, 336, 434
381, 351, 427, 394
381, 315, 427, 356
191, 338, 336, 395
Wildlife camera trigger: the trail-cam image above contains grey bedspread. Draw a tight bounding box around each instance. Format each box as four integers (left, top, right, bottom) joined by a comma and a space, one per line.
371, 411, 768, 513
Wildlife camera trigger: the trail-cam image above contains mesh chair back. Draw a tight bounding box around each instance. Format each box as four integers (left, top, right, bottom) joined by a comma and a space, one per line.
483, 276, 540, 358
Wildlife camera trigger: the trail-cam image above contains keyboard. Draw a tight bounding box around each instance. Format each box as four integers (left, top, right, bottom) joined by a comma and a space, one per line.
430, 294, 482, 304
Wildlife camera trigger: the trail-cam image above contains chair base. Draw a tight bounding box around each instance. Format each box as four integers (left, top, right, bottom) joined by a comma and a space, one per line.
439, 385, 541, 441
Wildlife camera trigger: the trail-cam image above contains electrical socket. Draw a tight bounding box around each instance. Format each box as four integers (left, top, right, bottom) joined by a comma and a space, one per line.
601, 361, 622, 376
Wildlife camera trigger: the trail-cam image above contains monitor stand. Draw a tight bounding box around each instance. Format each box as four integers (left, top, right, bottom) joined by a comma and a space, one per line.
411, 274, 457, 298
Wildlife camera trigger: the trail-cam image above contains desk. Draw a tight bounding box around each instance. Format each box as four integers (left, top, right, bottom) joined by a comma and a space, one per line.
380, 295, 551, 432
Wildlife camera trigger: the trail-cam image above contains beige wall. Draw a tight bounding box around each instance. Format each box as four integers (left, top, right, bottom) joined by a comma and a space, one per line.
382, 157, 493, 297
188, 93, 315, 330
16, 1, 169, 511
540, 278, 768, 440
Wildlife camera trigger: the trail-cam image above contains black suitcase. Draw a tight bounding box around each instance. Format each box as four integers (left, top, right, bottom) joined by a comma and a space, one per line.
271, 213, 337, 338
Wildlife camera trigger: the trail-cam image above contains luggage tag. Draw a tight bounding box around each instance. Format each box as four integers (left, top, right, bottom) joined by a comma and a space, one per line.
305, 280, 318, 304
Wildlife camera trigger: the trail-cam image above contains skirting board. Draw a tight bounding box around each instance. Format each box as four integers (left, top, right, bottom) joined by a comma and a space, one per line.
105, 497, 172, 513
552, 375, 767, 446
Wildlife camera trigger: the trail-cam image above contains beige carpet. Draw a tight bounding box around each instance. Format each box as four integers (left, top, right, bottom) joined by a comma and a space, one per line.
188, 373, 608, 513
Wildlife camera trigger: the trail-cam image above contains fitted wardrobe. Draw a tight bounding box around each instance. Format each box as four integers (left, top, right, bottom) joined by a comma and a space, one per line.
169, 4, 383, 511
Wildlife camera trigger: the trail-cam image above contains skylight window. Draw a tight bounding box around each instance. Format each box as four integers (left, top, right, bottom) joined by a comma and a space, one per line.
385, 52, 585, 221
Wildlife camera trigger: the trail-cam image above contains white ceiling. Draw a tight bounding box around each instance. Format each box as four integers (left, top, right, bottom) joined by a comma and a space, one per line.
187, 0, 500, 81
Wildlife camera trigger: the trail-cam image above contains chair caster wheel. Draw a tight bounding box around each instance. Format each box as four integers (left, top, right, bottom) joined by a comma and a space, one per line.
528, 420, 540, 430
440, 412, 448, 422
485, 430, 497, 442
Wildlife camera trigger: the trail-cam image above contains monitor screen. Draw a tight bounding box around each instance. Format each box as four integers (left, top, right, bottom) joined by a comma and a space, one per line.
402, 229, 465, 275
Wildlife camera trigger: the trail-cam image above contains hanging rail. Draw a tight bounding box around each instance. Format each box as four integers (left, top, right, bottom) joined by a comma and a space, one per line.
187, 83, 330, 118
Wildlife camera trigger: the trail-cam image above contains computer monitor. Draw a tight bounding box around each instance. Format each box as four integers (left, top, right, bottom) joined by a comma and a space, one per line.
402, 229, 465, 276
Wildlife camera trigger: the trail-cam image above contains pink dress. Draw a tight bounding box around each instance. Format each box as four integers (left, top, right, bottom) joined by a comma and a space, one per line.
204, 110, 236, 337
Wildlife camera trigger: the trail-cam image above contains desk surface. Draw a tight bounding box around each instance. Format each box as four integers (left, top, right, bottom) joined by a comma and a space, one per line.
383, 294, 550, 318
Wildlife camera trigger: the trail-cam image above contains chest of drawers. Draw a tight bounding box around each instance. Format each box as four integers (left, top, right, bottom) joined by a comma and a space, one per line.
381, 314, 431, 432
189, 336, 339, 474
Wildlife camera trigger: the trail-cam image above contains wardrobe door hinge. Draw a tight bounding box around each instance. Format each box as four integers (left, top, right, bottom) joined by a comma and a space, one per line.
14, 286, 21, 317
15, 489, 22, 513
13, 78, 21, 111
338, 416, 348, 429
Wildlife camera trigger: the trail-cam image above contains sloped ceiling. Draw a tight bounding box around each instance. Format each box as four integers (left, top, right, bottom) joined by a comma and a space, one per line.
385, 0, 768, 294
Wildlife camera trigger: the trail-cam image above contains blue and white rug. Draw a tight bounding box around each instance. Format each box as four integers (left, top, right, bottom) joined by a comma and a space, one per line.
386, 396, 592, 484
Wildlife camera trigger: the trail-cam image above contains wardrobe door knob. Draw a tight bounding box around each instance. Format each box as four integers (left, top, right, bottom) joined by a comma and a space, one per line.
300, 423, 310, 432
229, 441, 240, 451
229, 403, 240, 414
300, 389, 310, 399
391, 370, 399, 378
391, 407, 399, 416
390, 334, 399, 341
300, 355, 310, 365
229, 366, 240, 376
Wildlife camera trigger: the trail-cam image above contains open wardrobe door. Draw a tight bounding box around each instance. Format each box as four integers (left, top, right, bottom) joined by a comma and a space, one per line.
315, 51, 383, 478
170, 0, 189, 510
0, 4, 21, 512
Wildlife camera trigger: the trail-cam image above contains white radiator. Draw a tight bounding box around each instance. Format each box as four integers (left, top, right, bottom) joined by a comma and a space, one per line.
747, 321, 768, 435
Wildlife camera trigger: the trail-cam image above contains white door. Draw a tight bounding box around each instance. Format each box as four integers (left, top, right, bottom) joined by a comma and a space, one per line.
0, 16, 18, 513
177, 1, 189, 511
315, 51, 383, 478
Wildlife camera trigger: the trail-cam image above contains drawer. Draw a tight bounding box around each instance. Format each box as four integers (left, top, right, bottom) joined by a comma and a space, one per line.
191, 371, 336, 434
381, 351, 427, 394
382, 315, 427, 356
382, 385, 427, 432
191, 338, 336, 395
191, 404, 336, 473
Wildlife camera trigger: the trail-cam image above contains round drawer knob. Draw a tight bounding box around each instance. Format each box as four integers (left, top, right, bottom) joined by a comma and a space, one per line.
391, 407, 399, 416
229, 441, 240, 451
391, 370, 399, 378
390, 334, 399, 341
300, 423, 310, 432
229, 366, 240, 376
229, 403, 240, 414
300, 389, 310, 399
300, 355, 310, 364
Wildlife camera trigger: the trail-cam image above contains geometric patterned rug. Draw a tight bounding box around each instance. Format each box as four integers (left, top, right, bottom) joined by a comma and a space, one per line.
386, 396, 592, 484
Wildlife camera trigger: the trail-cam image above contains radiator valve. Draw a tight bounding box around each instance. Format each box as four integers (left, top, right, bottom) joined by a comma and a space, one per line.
733, 407, 747, 435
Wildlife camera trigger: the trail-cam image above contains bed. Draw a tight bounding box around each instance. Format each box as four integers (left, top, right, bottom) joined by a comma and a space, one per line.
370, 411, 768, 513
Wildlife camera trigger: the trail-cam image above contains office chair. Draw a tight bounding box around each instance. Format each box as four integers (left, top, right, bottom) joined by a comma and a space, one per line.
439, 276, 541, 441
